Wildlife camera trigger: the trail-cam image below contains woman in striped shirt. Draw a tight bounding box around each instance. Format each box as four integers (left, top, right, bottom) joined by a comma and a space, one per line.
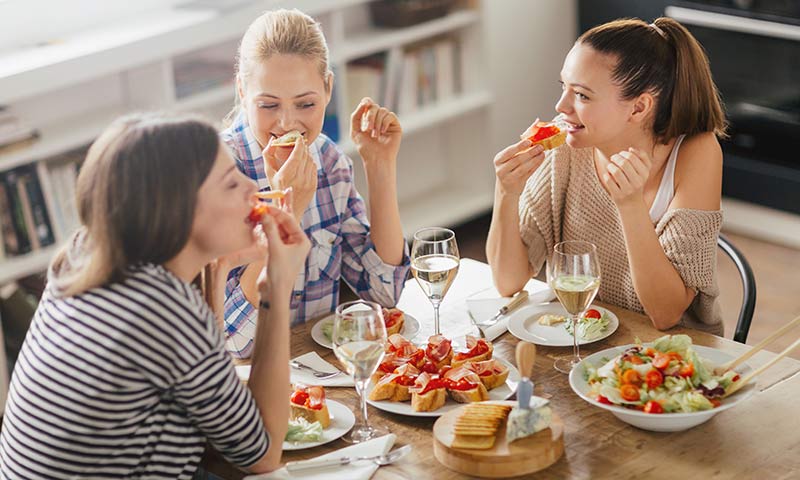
0, 113, 311, 478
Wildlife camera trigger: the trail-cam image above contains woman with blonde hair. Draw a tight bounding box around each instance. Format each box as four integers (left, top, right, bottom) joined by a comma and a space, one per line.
222, 9, 409, 358
488, 17, 727, 340
0, 113, 310, 478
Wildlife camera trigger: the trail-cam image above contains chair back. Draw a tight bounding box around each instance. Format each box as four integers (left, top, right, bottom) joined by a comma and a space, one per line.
718, 234, 757, 343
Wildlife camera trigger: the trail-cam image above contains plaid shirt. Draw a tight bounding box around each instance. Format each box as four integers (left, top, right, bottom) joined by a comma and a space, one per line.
221, 113, 411, 358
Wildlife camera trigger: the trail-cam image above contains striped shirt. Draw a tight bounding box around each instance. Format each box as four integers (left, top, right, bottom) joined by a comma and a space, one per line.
221, 112, 411, 358
0, 264, 268, 479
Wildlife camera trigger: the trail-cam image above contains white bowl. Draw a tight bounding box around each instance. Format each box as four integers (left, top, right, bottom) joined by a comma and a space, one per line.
569, 344, 757, 432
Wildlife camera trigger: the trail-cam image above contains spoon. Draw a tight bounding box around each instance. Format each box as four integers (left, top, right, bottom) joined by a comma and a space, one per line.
285, 444, 412, 472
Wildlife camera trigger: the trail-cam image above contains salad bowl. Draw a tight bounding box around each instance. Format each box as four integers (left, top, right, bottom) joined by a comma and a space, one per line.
569, 342, 757, 432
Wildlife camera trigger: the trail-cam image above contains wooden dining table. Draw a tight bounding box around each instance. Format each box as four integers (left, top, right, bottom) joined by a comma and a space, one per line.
202, 260, 800, 479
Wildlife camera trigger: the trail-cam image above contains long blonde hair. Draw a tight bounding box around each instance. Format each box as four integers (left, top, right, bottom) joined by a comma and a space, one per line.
49, 113, 220, 297
225, 9, 332, 125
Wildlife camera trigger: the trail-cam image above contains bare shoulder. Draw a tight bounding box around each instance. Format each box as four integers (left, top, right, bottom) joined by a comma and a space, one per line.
671, 132, 722, 211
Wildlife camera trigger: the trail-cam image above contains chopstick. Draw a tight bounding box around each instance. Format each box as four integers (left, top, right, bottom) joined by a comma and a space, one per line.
718, 315, 800, 374
723, 334, 800, 398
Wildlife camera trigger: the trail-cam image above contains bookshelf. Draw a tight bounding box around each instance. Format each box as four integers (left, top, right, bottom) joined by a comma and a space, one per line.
0, 0, 497, 285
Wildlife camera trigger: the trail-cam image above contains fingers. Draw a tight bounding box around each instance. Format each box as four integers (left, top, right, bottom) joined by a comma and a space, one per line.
350, 97, 374, 135
609, 152, 639, 181
263, 205, 307, 245
606, 161, 633, 192
281, 187, 294, 215
262, 137, 282, 174
280, 136, 308, 177
494, 139, 538, 167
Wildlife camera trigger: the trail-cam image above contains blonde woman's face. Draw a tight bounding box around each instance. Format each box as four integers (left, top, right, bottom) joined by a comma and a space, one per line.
191, 145, 259, 258
555, 43, 637, 150
239, 54, 331, 152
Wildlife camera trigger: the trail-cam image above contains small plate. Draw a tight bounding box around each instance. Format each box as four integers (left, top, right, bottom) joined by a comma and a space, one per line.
507, 304, 619, 347
365, 358, 520, 418
311, 313, 420, 350
282, 400, 355, 450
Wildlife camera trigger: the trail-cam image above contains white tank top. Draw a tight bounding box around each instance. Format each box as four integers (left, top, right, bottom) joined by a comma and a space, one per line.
649, 134, 686, 223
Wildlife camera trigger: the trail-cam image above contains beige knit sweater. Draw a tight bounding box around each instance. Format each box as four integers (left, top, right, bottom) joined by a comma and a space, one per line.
518, 145, 724, 335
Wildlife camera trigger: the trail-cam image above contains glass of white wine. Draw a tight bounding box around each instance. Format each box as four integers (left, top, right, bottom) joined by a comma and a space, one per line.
411, 227, 460, 337
332, 300, 388, 443
548, 240, 601, 374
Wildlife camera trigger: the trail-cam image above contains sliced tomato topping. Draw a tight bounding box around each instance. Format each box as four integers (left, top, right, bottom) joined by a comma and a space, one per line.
290, 390, 309, 406
644, 400, 663, 414
420, 378, 447, 395
420, 361, 440, 374
526, 123, 561, 142
393, 375, 416, 386
248, 203, 269, 225
382, 308, 404, 328
679, 362, 695, 378
446, 378, 479, 391
453, 339, 490, 361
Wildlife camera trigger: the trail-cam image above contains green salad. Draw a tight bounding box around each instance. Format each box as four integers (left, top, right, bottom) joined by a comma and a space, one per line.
565, 309, 610, 341
584, 334, 742, 414
285, 417, 324, 442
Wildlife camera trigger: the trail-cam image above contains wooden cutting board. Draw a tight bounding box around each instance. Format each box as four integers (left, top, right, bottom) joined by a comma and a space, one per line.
432, 400, 564, 478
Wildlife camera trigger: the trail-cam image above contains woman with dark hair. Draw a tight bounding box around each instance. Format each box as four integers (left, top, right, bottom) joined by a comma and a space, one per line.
0, 113, 310, 478
487, 17, 727, 335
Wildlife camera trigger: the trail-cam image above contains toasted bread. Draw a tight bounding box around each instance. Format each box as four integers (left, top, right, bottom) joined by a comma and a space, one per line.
448, 383, 489, 403
254, 190, 287, 202
464, 359, 510, 390
531, 129, 566, 150
272, 130, 303, 147
521, 120, 567, 151
411, 388, 446, 412
385, 315, 404, 336
451, 342, 493, 368
290, 403, 330, 429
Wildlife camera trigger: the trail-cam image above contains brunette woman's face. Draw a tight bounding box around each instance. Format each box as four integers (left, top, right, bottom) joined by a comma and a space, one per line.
555, 43, 639, 150
191, 144, 259, 258
239, 54, 331, 162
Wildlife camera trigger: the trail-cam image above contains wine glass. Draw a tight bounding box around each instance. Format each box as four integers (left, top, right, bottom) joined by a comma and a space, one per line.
548, 241, 601, 374
410, 227, 460, 336
332, 300, 388, 443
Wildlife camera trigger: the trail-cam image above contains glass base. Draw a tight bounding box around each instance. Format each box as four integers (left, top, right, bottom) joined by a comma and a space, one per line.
553, 355, 581, 374
341, 423, 389, 444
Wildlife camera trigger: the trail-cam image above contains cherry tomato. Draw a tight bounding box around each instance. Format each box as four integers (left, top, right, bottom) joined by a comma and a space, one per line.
596, 395, 612, 405
679, 363, 695, 378
248, 203, 268, 224
290, 390, 309, 406
584, 309, 602, 319
644, 348, 656, 357
622, 369, 642, 386
629, 356, 644, 365
620, 384, 640, 402
643, 400, 663, 414
710, 399, 722, 408
652, 354, 671, 370
645, 369, 664, 389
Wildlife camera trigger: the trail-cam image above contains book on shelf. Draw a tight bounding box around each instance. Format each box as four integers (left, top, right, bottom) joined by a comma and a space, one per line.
346, 53, 386, 113
22, 170, 56, 249
395, 36, 461, 115
0, 108, 40, 153
0, 182, 14, 259
1, 169, 33, 256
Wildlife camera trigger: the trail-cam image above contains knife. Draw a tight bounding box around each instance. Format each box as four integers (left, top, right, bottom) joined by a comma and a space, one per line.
475, 290, 529, 326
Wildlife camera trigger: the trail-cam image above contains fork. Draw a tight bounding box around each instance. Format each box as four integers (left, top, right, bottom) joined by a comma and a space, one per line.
289, 360, 343, 379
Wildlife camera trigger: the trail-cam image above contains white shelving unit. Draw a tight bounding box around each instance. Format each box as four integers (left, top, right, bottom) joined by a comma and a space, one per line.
0, 0, 494, 285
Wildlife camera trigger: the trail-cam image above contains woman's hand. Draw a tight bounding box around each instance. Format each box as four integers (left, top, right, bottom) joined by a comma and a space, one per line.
600, 147, 651, 208
350, 97, 402, 171
493, 137, 544, 196
263, 136, 317, 222
256, 206, 311, 298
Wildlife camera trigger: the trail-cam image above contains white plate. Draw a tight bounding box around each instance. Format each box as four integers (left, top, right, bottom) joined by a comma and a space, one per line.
282, 400, 356, 450
311, 313, 420, 350
569, 344, 756, 432
365, 358, 520, 418
507, 303, 619, 347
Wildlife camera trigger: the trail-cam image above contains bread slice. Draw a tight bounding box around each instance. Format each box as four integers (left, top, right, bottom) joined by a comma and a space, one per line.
531, 129, 566, 150
448, 383, 489, 403
451, 343, 493, 368
411, 388, 446, 412
290, 402, 330, 429
272, 130, 303, 147
385, 315, 404, 336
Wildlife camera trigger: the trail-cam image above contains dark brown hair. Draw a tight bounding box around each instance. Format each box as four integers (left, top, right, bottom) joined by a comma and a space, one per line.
50, 113, 220, 296
578, 17, 727, 142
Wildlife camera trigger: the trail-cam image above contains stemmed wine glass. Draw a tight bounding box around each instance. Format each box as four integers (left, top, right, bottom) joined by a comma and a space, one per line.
548, 241, 601, 373
332, 300, 388, 443
410, 227, 460, 336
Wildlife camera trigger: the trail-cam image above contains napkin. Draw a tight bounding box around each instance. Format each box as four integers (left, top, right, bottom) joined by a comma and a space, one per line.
235, 352, 354, 387
245, 434, 397, 480
466, 279, 555, 341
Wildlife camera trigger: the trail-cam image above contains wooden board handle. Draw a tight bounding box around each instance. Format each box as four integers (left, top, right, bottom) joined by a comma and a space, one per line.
516, 341, 537, 379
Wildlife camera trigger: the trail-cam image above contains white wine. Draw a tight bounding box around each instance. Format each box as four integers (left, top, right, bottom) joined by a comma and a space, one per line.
334, 340, 385, 382
411, 254, 459, 302
553, 275, 600, 315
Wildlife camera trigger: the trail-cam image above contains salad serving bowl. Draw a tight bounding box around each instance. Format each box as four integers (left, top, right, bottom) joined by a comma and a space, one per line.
569, 344, 757, 432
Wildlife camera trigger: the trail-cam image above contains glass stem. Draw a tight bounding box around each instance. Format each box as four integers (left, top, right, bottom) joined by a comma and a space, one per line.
433, 302, 441, 336
356, 379, 370, 428
572, 314, 580, 360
